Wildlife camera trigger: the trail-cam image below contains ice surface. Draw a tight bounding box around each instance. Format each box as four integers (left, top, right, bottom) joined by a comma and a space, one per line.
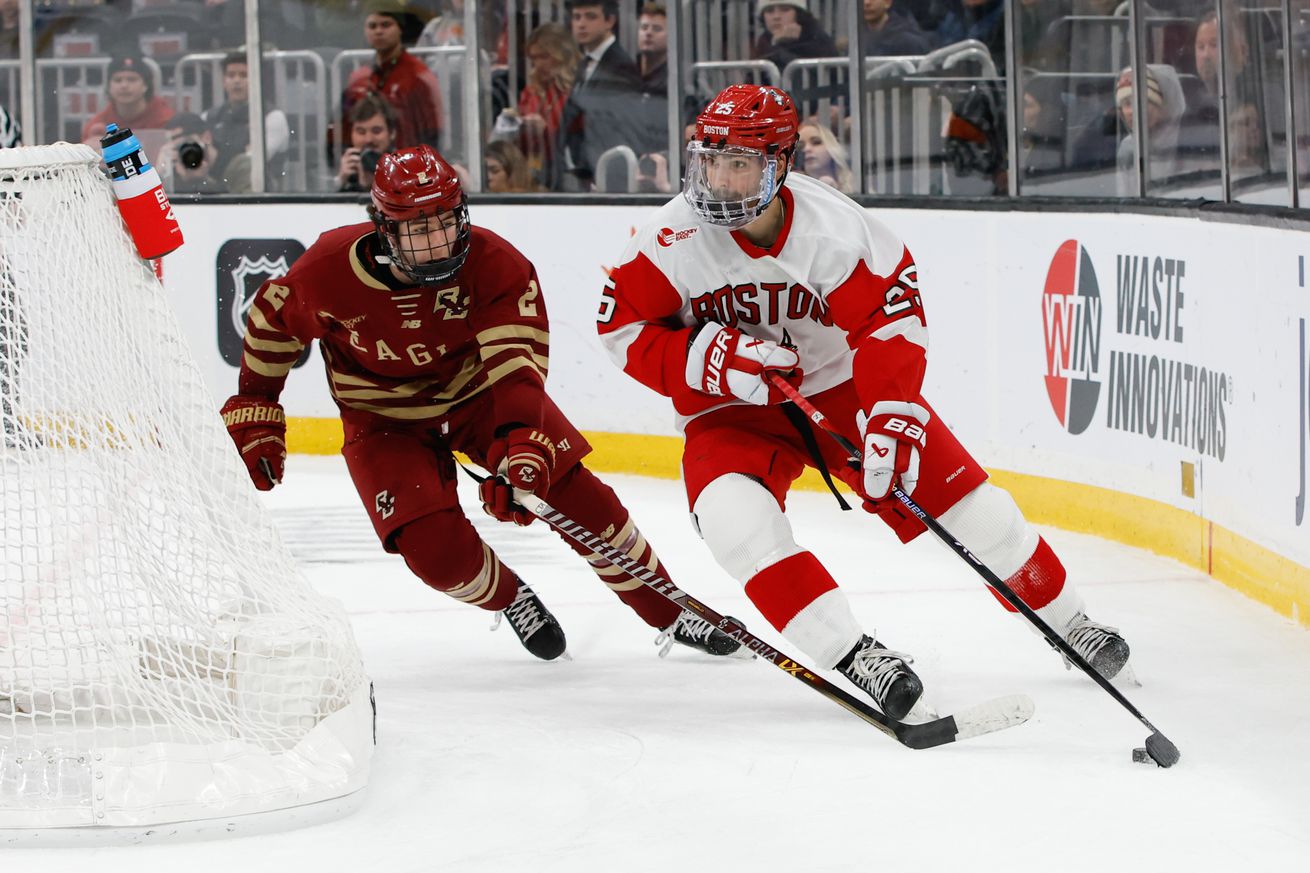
9, 456, 1310, 870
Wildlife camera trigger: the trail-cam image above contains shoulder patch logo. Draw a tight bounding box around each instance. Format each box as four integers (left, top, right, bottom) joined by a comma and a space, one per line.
657, 226, 698, 247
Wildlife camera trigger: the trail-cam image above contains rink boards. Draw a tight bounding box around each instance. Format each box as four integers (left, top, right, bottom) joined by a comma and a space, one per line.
159, 201, 1310, 627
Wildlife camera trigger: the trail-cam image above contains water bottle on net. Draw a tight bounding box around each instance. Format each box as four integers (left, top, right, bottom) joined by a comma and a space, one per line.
99, 122, 184, 259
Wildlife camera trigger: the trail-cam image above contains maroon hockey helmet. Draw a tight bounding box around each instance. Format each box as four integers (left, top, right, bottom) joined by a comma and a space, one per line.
368, 145, 471, 284
684, 84, 801, 228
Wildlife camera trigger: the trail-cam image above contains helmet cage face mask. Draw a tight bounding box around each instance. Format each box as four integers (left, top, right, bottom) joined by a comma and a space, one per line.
369, 199, 471, 285
682, 141, 782, 229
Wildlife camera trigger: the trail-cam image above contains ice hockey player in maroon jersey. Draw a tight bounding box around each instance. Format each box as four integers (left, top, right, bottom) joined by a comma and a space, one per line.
597, 85, 1130, 719
221, 145, 741, 661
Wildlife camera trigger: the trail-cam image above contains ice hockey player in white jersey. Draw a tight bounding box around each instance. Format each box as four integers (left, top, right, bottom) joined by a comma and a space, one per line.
596, 84, 1131, 720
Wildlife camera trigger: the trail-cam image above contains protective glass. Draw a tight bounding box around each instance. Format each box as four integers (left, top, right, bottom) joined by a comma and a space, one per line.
682, 141, 782, 229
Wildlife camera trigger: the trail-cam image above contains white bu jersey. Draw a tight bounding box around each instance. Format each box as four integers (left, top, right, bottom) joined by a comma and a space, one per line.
600, 172, 927, 426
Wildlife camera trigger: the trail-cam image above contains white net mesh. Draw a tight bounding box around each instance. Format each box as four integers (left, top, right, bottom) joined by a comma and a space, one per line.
0, 144, 371, 832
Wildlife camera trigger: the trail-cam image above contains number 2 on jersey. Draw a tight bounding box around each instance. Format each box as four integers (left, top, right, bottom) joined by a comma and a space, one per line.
519, 279, 540, 317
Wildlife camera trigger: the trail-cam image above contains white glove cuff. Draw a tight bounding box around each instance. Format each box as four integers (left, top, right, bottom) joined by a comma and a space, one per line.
868, 400, 931, 424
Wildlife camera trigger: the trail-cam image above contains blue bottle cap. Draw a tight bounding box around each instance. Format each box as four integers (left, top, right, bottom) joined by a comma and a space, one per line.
101, 125, 142, 165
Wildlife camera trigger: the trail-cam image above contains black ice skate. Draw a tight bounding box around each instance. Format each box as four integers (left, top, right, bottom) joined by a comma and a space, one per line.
1060, 613, 1130, 680
836, 635, 924, 721
655, 610, 748, 658
496, 579, 567, 661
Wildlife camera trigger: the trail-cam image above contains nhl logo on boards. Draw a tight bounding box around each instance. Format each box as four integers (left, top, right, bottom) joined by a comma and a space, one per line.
657, 227, 697, 247
215, 239, 308, 367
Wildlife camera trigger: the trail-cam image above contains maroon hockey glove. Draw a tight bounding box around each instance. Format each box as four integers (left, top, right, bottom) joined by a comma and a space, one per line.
685, 321, 803, 405
220, 395, 286, 491
480, 427, 557, 526
855, 401, 929, 507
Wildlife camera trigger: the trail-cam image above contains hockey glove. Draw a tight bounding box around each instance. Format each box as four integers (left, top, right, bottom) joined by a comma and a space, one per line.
856, 401, 930, 506
685, 321, 802, 406
220, 395, 286, 491
480, 426, 557, 526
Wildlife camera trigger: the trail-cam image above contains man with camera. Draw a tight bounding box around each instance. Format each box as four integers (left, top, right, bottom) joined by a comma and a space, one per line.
204, 51, 292, 193
337, 94, 397, 192
158, 113, 227, 195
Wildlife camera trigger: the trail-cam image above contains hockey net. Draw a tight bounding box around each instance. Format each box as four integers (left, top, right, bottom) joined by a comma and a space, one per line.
0, 144, 371, 836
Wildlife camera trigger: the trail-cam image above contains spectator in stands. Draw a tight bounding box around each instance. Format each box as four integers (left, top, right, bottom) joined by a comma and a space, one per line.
797, 121, 854, 193
934, 0, 1004, 67
502, 22, 580, 189
1, 0, 18, 60
752, 1, 838, 72
340, 0, 443, 154
1177, 10, 1264, 173
337, 93, 397, 193
1114, 65, 1185, 194
555, 0, 642, 190
1019, 75, 1067, 176
636, 2, 669, 91
80, 54, 174, 145
1226, 100, 1270, 175
860, 0, 931, 56
203, 52, 291, 194
630, 1, 687, 189
0, 104, 18, 148
484, 140, 541, 193
1184, 9, 1252, 109
157, 113, 226, 196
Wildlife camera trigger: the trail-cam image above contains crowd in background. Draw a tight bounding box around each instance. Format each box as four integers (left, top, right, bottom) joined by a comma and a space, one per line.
0, 0, 1305, 203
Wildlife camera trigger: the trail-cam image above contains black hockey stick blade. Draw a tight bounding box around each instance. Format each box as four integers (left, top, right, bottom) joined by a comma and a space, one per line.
513, 489, 1035, 750
1144, 731, 1181, 768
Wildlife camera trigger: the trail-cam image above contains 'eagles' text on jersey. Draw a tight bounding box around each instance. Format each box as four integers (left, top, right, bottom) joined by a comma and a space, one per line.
597, 173, 928, 426
238, 222, 549, 429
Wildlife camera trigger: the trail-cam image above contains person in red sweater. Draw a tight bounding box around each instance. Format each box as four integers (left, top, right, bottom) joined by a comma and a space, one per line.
81, 54, 174, 148
339, 0, 443, 155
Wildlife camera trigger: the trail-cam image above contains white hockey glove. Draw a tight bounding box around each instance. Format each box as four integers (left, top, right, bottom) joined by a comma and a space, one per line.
685, 321, 801, 406
856, 401, 930, 503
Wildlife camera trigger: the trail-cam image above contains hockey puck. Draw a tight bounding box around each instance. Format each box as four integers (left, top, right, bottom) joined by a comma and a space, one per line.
1131, 747, 1151, 764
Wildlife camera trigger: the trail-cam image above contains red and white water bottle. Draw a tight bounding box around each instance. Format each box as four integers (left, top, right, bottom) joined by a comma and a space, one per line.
99, 123, 184, 259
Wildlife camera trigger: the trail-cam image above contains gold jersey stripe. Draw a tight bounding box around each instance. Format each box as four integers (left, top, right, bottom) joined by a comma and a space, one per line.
246, 303, 281, 335
447, 543, 500, 605
604, 577, 646, 592
246, 334, 306, 354
479, 342, 550, 370
475, 324, 550, 346
242, 352, 297, 378
337, 357, 542, 419
330, 356, 481, 401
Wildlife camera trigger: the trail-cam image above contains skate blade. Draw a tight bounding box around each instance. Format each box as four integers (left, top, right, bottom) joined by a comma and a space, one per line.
726, 646, 757, 661
1112, 661, 1140, 687
900, 695, 940, 724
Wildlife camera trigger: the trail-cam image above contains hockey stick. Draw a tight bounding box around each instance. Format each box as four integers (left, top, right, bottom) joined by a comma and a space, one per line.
767, 374, 1181, 767
493, 482, 1034, 750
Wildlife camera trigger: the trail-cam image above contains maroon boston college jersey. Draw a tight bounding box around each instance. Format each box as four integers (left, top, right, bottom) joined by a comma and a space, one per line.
237, 222, 549, 428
